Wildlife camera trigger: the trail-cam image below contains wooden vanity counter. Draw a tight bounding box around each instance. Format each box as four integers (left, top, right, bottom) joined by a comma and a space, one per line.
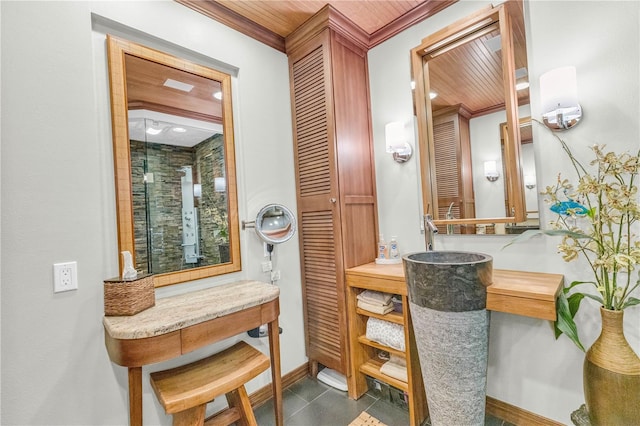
345, 262, 563, 321
103, 280, 283, 426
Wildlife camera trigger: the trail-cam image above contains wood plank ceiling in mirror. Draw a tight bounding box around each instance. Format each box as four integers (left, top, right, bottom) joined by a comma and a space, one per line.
428, 2, 528, 117
125, 55, 223, 123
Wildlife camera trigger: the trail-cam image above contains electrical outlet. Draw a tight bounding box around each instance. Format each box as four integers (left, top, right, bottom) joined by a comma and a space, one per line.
53, 261, 78, 293
261, 261, 273, 272
270, 270, 281, 281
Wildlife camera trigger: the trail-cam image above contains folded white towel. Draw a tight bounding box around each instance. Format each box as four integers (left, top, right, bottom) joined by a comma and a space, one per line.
357, 290, 393, 306
380, 359, 408, 383
366, 317, 405, 351
357, 299, 394, 315
389, 354, 406, 368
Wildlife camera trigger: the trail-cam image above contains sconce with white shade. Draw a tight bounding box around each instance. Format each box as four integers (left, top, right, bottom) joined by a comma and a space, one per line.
484, 160, 499, 182
524, 175, 536, 189
214, 177, 226, 192
539, 66, 582, 130
385, 121, 413, 163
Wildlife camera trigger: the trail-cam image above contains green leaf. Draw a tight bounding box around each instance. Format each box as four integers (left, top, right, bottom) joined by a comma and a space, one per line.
566, 292, 585, 317
564, 280, 594, 293
622, 297, 640, 309
540, 228, 592, 240
554, 291, 586, 351
502, 228, 592, 250
581, 293, 604, 305
502, 230, 544, 249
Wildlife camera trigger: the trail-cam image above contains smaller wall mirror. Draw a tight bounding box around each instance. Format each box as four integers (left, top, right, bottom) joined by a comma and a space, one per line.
411, 2, 531, 235
255, 204, 297, 245
107, 35, 241, 287
501, 117, 540, 234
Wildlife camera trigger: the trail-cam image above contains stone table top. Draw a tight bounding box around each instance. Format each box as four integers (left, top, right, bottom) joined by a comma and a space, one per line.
103, 280, 279, 339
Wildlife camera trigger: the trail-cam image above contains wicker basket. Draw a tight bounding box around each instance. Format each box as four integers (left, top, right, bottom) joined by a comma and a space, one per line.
104, 274, 155, 316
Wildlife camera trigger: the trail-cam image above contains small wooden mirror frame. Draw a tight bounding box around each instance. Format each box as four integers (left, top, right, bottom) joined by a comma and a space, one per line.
107, 35, 241, 287
410, 4, 526, 227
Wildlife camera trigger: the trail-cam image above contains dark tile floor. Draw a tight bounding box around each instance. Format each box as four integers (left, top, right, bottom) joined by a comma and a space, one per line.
254, 376, 515, 426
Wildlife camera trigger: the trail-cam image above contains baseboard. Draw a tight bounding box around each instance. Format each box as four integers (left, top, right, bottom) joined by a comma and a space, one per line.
249, 362, 310, 408
486, 396, 564, 426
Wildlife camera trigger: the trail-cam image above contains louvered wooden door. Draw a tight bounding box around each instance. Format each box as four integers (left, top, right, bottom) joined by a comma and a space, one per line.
432, 110, 475, 233
289, 31, 347, 374
288, 25, 378, 376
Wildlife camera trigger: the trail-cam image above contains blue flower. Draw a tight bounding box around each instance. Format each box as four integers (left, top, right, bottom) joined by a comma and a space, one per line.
550, 201, 589, 216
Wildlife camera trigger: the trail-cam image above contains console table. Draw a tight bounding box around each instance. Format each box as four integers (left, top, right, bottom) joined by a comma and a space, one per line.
103, 280, 283, 426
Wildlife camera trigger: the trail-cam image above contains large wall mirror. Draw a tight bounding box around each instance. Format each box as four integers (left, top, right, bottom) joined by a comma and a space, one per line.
107, 35, 241, 287
411, 1, 537, 235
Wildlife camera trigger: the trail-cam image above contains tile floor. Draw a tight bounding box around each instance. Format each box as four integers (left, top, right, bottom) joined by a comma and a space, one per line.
254, 376, 515, 426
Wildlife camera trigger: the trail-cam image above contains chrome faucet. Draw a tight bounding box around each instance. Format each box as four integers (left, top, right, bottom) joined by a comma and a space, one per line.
424, 214, 438, 251
446, 202, 455, 235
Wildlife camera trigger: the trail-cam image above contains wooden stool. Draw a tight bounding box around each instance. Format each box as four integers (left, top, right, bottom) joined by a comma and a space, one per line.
150, 341, 270, 426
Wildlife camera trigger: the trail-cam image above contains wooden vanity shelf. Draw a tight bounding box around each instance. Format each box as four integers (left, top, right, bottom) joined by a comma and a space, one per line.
346, 264, 428, 426
346, 262, 564, 426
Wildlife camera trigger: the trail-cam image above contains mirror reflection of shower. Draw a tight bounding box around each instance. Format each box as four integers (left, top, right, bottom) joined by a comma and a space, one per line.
128, 110, 229, 275
177, 166, 202, 264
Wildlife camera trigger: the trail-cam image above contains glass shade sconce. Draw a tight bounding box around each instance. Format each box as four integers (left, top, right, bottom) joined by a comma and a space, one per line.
484, 160, 500, 182
214, 177, 226, 192
385, 121, 413, 163
524, 175, 536, 189
540, 66, 582, 130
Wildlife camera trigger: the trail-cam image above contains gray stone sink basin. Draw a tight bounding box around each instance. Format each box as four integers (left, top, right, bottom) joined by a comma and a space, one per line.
403, 251, 493, 312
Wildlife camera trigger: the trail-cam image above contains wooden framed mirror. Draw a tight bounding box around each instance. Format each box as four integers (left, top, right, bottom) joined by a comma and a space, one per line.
411, 2, 530, 234
107, 35, 241, 287
501, 116, 540, 234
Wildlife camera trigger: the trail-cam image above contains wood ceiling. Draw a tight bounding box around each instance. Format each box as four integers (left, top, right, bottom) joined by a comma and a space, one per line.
428, 1, 529, 117
175, 0, 457, 52
174, 0, 529, 115
125, 54, 223, 123
129, 0, 529, 142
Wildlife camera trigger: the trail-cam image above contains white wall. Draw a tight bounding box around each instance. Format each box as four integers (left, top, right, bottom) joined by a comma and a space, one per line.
369, 0, 639, 423
469, 109, 508, 219
1, 1, 304, 424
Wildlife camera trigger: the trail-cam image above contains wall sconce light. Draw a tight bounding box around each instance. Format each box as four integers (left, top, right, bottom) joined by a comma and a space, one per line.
193, 183, 202, 197
524, 175, 536, 189
214, 177, 226, 192
484, 160, 499, 182
385, 121, 413, 163
540, 66, 582, 130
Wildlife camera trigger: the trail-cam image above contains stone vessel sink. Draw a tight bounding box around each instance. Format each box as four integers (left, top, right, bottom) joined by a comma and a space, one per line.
403, 251, 493, 312
404, 251, 494, 425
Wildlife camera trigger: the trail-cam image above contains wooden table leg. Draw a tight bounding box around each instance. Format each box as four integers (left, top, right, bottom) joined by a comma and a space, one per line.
128, 367, 143, 426
268, 319, 283, 426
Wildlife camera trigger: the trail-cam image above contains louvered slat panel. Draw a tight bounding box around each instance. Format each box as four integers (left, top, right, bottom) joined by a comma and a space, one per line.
433, 120, 459, 198
292, 47, 331, 198
300, 210, 341, 364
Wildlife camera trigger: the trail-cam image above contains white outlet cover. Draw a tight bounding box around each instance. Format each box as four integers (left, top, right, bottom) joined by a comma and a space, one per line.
53, 261, 78, 293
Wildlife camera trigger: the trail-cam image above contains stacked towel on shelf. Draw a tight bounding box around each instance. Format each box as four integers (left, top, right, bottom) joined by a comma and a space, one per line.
357, 290, 394, 315
380, 354, 408, 383
365, 317, 405, 351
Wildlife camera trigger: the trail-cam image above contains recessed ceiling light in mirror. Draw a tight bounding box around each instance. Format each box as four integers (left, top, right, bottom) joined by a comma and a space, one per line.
163, 78, 194, 92
213, 91, 222, 100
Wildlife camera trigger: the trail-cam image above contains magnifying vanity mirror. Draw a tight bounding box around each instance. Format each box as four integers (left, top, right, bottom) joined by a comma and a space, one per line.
107, 35, 241, 287
255, 204, 297, 245
243, 204, 297, 246
411, 1, 537, 235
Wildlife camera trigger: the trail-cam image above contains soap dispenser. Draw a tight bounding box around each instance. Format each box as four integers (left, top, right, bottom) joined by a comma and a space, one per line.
377, 234, 389, 259
389, 236, 399, 259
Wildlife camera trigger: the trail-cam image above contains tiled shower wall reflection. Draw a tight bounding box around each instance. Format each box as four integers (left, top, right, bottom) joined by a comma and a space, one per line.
130, 134, 227, 275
